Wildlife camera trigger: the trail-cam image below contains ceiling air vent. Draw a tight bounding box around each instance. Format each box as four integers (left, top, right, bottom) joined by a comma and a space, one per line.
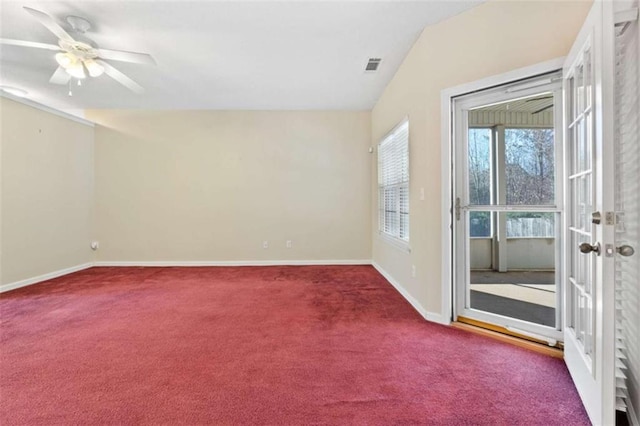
365, 58, 382, 72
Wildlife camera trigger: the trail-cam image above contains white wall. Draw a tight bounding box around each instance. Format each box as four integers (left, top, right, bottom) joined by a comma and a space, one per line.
470, 239, 492, 269
371, 0, 592, 320
87, 110, 372, 263
470, 238, 555, 270
0, 97, 94, 286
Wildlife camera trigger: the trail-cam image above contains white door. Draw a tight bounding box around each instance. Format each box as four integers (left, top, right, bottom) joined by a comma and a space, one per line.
452, 76, 564, 343
563, 1, 616, 424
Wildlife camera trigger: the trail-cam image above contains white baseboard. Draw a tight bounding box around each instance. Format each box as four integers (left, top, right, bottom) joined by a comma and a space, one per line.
371, 261, 450, 325
93, 259, 372, 267
425, 312, 451, 326
371, 261, 429, 320
0, 262, 94, 293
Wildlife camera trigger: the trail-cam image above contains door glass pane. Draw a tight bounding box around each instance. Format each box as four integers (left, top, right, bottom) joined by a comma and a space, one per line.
469, 211, 492, 238
584, 48, 592, 108
468, 128, 492, 205
575, 63, 584, 115
585, 112, 592, 170
568, 76, 575, 121
469, 210, 557, 328
505, 128, 555, 205
577, 118, 587, 171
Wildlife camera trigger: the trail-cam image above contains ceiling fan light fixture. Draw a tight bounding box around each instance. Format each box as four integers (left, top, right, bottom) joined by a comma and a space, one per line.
55, 52, 74, 68
84, 59, 104, 77
66, 61, 86, 79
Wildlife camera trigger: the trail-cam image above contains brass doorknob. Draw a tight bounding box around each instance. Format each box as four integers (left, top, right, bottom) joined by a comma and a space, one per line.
617, 245, 635, 257
579, 242, 601, 255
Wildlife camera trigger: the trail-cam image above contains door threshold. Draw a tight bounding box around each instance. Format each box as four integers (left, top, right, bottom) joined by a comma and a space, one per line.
453, 317, 563, 359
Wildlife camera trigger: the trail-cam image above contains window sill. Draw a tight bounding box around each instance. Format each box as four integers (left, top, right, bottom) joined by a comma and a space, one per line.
377, 232, 411, 253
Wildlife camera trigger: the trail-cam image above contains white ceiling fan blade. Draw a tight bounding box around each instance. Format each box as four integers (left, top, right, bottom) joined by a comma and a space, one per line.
49, 66, 71, 85
0, 38, 60, 51
23, 7, 75, 43
97, 60, 144, 94
97, 48, 156, 65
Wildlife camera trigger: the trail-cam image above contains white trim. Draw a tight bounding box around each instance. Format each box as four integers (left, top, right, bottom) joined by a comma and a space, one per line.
372, 261, 448, 325
440, 85, 454, 325
425, 312, 451, 326
0, 92, 94, 127
614, 7, 638, 25
440, 57, 567, 326
376, 232, 411, 253
442, 57, 565, 101
379, 116, 409, 143
0, 263, 94, 293
93, 259, 372, 267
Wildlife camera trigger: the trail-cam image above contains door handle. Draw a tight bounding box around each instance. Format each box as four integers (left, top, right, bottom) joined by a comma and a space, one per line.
579, 242, 601, 255
617, 245, 635, 257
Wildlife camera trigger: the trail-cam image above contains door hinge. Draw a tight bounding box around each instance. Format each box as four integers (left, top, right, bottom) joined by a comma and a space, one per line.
455, 197, 461, 221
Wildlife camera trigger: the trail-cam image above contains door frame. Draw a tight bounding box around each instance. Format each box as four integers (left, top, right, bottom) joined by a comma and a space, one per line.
440, 58, 566, 324
451, 78, 564, 340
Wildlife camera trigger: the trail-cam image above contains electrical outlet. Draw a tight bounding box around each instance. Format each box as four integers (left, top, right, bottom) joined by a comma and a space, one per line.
420, 188, 425, 201
286, 240, 292, 248
411, 265, 416, 278
263, 240, 269, 249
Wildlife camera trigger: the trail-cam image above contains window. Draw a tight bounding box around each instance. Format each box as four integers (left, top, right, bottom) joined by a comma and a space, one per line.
504, 128, 555, 206
466, 126, 556, 238
468, 128, 493, 238
378, 120, 409, 243
468, 128, 492, 206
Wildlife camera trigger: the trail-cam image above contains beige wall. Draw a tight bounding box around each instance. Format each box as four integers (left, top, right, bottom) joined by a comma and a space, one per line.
87, 110, 371, 262
1, 97, 94, 285
371, 1, 592, 318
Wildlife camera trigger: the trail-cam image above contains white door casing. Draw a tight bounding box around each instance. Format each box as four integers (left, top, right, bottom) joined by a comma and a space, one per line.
562, 1, 616, 424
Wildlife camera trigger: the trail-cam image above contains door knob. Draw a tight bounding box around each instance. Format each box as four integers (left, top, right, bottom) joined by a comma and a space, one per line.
617, 245, 635, 257
579, 242, 601, 255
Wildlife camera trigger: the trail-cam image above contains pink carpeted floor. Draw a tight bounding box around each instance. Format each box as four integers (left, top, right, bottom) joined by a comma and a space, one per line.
1, 266, 589, 425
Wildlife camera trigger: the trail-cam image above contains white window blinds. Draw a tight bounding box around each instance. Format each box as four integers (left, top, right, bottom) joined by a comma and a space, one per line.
614, 15, 639, 422
378, 120, 409, 242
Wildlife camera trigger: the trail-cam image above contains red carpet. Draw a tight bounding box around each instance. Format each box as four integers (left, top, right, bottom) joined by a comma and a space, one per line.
1, 266, 589, 425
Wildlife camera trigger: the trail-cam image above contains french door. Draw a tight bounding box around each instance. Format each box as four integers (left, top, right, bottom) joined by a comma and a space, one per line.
562, 1, 616, 424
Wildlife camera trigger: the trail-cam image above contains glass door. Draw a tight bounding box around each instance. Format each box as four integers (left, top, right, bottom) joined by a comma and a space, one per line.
453, 73, 563, 342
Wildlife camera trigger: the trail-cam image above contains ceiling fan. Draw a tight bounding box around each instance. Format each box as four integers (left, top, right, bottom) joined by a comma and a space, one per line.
0, 7, 155, 94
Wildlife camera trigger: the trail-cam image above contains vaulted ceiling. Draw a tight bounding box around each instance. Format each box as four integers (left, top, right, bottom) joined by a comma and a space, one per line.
0, 1, 482, 112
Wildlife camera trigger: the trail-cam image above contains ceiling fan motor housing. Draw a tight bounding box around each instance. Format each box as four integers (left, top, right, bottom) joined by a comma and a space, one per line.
58, 39, 99, 60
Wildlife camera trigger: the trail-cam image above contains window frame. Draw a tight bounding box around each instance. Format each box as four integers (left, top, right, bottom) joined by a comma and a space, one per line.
377, 118, 410, 248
